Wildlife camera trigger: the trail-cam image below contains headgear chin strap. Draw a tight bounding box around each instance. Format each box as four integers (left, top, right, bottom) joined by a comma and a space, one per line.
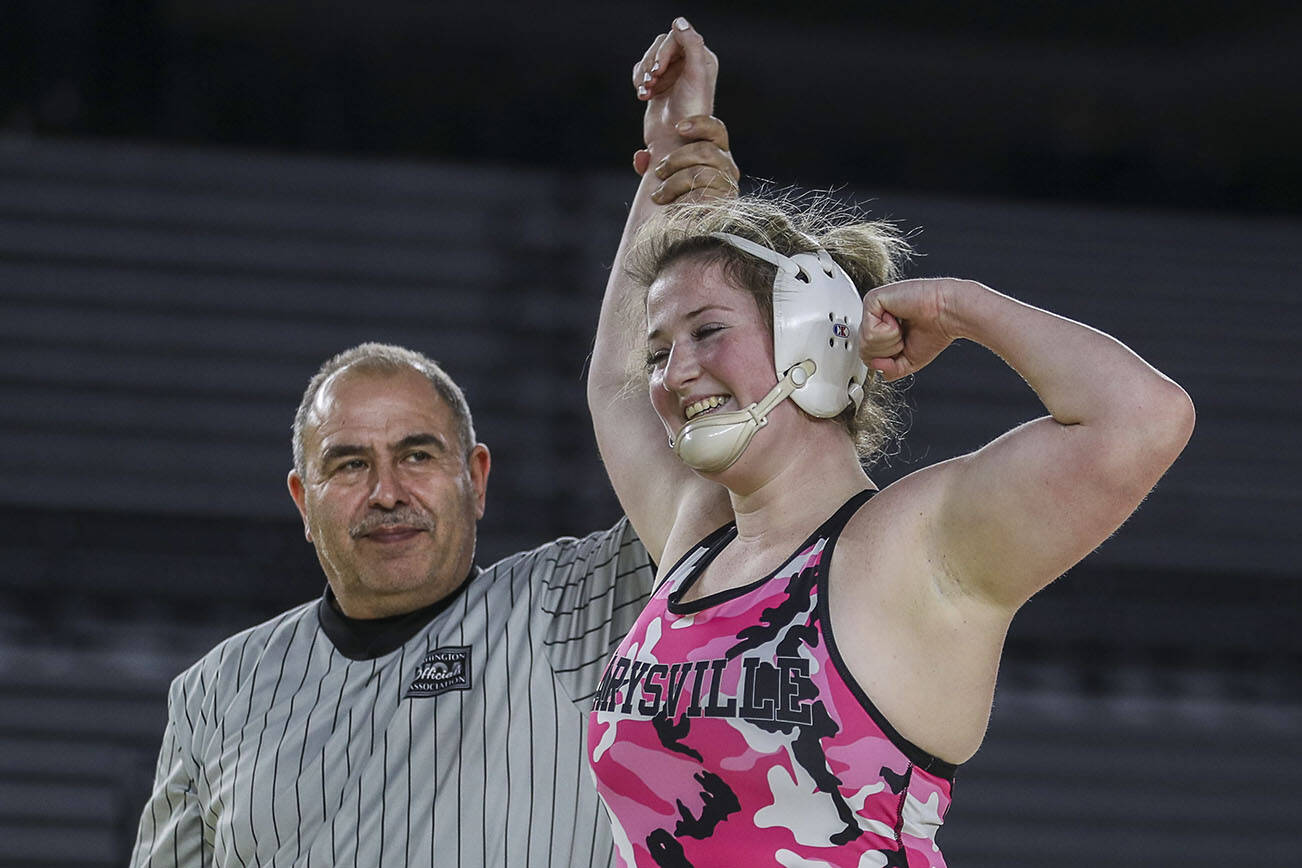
664, 232, 869, 473
670, 360, 815, 473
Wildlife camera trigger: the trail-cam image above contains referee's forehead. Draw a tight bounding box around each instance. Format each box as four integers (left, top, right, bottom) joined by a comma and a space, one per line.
304, 367, 454, 459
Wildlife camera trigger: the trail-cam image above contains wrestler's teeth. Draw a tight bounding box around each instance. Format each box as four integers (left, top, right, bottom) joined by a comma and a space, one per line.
685, 395, 730, 421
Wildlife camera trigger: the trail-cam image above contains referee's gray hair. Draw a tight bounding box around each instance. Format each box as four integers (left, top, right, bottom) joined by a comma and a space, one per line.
292, 343, 477, 478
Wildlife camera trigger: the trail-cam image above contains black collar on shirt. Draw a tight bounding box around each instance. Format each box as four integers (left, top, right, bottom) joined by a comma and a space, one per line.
316, 566, 480, 660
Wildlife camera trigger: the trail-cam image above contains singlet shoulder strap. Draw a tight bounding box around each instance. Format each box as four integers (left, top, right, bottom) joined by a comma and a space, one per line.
655, 520, 736, 595
816, 488, 876, 542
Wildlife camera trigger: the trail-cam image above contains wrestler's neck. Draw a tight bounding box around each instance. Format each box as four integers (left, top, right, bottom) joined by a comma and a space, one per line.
721, 417, 870, 551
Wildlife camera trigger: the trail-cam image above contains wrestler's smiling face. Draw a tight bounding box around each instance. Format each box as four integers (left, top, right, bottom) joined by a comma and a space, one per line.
289, 365, 490, 618
645, 256, 782, 446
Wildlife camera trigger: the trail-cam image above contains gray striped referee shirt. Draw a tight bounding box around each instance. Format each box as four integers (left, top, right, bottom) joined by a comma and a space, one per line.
130, 518, 652, 867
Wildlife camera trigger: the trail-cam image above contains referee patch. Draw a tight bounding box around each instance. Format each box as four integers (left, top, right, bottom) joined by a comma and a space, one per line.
405, 646, 472, 698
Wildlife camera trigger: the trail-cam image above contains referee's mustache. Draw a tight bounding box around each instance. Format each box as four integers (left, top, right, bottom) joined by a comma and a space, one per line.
349, 507, 435, 539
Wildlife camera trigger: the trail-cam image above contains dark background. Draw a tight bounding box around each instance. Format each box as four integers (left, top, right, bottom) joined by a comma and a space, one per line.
0, 2, 1299, 866
4, 0, 1301, 214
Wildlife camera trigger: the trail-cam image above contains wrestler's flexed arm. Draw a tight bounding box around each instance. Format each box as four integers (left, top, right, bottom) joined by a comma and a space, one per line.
853, 277, 1196, 613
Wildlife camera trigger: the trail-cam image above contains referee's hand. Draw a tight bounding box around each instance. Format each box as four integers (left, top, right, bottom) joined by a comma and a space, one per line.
639, 115, 739, 206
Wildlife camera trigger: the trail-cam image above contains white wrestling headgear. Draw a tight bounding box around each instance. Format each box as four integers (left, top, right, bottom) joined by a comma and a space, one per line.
667, 232, 870, 473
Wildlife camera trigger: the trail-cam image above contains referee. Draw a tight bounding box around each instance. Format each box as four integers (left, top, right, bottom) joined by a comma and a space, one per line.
128, 25, 737, 864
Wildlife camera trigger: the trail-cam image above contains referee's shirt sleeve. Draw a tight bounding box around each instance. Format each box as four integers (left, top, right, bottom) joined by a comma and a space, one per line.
541, 517, 655, 705
129, 672, 208, 867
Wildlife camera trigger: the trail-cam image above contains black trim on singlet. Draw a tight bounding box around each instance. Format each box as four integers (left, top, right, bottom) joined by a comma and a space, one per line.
316, 566, 481, 660
652, 521, 732, 596
813, 494, 960, 781
666, 489, 877, 616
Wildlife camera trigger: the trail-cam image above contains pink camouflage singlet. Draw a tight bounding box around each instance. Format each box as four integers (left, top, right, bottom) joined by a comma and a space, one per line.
588, 490, 956, 867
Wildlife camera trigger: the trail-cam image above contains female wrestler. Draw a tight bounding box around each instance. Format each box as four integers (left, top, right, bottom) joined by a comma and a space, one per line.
586, 19, 1195, 868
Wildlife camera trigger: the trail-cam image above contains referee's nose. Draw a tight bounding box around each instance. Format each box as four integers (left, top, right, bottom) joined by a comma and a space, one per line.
367, 461, 408, 510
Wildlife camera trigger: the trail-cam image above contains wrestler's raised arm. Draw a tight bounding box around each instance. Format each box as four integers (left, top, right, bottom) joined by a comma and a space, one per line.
589, 18, 738, 563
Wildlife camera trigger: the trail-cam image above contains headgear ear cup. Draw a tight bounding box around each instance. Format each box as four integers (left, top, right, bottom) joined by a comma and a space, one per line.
665, 232, 867, 474
711, 232, 868, 417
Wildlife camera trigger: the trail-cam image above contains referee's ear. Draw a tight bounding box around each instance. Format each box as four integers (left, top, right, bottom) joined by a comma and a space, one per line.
467, 443, 491, 520
288, 469, 312, 541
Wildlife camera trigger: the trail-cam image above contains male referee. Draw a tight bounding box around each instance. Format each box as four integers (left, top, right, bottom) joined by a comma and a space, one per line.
128, 19, 733, 868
